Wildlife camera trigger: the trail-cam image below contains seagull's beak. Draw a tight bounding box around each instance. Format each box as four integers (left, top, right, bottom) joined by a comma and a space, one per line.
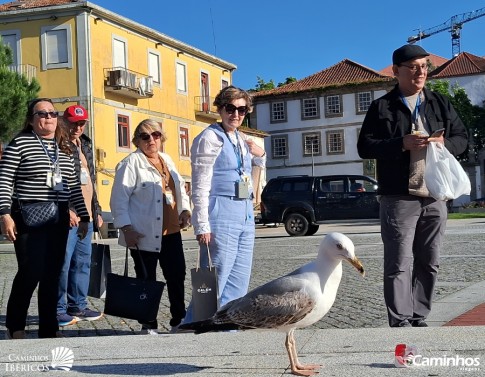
346, 256, 365, 277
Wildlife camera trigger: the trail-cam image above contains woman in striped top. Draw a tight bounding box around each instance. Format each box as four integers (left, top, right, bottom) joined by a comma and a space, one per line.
0, 98, 89, 339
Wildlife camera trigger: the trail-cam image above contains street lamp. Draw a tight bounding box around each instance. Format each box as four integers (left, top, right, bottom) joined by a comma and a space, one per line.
310, 138, 317, 176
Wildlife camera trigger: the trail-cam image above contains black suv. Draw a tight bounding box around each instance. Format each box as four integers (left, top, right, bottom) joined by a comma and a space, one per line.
260, 174, 379, 236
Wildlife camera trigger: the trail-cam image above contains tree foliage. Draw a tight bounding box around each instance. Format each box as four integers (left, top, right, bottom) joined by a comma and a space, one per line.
426, 80, 485, 162
0, 38, 41, 142
250, 76, 297, 92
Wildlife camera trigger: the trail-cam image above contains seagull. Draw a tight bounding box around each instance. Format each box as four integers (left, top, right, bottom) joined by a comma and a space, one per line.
179, 232, 365, 376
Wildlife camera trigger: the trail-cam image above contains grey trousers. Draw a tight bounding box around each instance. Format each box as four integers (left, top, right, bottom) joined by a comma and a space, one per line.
380, 195, 447, 327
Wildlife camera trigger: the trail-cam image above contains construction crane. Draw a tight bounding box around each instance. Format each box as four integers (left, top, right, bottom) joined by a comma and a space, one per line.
407, 6, 485, 57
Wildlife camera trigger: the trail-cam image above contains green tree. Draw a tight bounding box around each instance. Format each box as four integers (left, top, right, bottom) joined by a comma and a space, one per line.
250, 76, 298, 92
426, 80, 485, 162
0, 37, 41, 142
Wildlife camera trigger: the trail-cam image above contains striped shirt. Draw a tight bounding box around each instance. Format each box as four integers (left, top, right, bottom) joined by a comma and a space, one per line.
0, 131, 89, 220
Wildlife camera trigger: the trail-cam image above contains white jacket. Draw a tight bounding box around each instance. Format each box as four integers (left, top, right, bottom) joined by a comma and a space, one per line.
110, 149, 191, 252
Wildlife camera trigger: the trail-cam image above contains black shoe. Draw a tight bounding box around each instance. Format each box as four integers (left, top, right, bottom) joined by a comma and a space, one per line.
412, 319, 428, 327
392, 320, 412, 328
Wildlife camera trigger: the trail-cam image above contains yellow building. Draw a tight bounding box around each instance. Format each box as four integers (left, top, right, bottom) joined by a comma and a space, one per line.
0, 0, 237, 214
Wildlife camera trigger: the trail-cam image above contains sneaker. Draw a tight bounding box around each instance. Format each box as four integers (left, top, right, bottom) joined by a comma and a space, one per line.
6, 330, 26, 340
68, 308, 103, 321
57, 313, 79, 327
141, 328, 159, 335
412, 319, 428, 327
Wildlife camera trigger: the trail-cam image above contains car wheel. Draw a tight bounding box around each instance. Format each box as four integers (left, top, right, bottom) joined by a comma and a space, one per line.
284, 213, 309, 237
305, 224, 319, 236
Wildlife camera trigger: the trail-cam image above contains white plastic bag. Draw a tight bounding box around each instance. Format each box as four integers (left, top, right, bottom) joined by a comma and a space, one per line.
424, 142, 471, 201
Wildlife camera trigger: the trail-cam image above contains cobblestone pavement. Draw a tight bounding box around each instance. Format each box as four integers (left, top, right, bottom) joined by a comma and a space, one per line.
1, 218, 484, 339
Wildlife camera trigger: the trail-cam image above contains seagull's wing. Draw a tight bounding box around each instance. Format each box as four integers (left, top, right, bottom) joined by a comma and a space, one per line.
214, 274, 317, 329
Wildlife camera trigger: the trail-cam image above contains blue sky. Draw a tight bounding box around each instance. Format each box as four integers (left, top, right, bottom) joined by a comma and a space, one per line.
93, 0, 485, 90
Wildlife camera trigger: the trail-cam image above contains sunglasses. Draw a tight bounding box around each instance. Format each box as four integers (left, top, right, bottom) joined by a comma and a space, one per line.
224, 104, 249, 116
33, 111, 59, 119
138, 131, 162, 141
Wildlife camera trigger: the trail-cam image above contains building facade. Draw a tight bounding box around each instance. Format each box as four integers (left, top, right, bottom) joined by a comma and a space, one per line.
0, 0, 239, 213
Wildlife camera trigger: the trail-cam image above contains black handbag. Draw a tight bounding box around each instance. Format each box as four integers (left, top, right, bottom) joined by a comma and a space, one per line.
104, 247, 165, 323
191, 244, 219, 321
88, 239, 112, 299
19, 201, 59, 227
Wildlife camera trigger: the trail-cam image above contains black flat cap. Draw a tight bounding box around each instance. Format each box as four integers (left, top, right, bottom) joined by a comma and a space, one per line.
392, 44, 430, 65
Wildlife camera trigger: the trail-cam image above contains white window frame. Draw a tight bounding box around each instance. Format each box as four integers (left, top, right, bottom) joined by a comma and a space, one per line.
301, 97, 319, 120
326, 130, 345, 155
148, 49, 161, 85
115, 110, 132, 153
40, 25, 72, 70
303, 132, 321, 156
356, 91, 373, 114
221, 79, 229, 89
0, 29, 21, 66
272, 135, 288, 158
176, 61, 188, 94
112, 35, 127, 69
325, 95, 342, 117
270, 101, 286, 123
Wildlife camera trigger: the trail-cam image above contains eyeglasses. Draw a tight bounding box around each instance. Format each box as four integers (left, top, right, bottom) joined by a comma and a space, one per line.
138, 131, 162, 141
224, 104, 249, 116
399, 63, 428, 73
33, 111, 59, 118
70, 121, 87, 128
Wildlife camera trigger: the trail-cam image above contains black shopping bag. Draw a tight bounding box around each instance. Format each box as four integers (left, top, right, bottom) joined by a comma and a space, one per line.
104, 247, 165, 323
191, 244, 219, 321
88, 243, 112, 298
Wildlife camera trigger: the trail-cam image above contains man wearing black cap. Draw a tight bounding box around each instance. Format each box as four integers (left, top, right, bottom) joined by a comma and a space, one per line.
357, 45, 468, 328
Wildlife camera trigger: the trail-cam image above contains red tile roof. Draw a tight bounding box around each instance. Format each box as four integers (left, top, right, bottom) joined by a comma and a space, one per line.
428, 52, 485, 78
254, 59, 394, 97
0, 0, 74, 11
379, 54, 449, 76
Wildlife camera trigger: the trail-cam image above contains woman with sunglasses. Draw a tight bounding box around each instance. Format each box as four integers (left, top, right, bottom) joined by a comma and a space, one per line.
182, 86, 266, 325
110, 119, 191, 334
0, 98, 89, 339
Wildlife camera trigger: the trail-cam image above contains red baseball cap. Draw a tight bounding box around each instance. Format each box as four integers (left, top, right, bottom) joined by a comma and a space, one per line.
63, 105, 88, 122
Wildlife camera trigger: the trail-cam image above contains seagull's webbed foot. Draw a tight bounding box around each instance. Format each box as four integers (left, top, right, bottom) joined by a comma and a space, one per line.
286, 330, 322, 376
291, 362, 322, 376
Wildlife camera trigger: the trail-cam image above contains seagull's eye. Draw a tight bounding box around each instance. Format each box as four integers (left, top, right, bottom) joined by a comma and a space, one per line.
336, 243, 343, 250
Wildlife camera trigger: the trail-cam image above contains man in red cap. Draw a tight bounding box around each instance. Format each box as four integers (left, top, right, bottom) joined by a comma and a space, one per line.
57, 105, 104, 326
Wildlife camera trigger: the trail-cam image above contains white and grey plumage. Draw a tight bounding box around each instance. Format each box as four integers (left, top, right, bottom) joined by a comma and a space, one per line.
179, 232, 365, 376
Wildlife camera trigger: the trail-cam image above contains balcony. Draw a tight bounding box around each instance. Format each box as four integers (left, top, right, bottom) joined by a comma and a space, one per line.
7, 64, 37, 83
194, 96, 220, 120
104, 67, 154, 99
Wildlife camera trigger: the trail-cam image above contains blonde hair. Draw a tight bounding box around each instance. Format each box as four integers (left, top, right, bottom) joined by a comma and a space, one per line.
132, 119, 167, 147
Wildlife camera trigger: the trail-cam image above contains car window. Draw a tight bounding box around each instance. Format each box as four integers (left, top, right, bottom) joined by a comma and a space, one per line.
319, 178, 344, 192
349, 178, 378, 192
282, 180, 310, 192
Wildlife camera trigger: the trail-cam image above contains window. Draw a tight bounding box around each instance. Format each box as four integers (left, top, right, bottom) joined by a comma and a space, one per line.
303, 133, 321, 156
319, 178, 345, 192
113, 37, 127, 69
40, 25, 72, 70
325, 95, 342, 117
272, 135, 288, 158
176, 61, 187, 94
117, 115, 130, 149
301, 98, 319, 119
356, 91, 372, 114
326, 130, 344, 155
179, 126, 189, 157
148, 51, 161, 84
221, 79, 229, 89
270, 101, 286, 123
282, 180, 310, 192
0, 30, 20, 66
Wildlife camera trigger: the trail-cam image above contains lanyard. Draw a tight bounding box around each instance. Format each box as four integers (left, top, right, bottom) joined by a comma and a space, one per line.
33, 131, 59, 171
221, 124, 244, 175
400, 93, 421, 126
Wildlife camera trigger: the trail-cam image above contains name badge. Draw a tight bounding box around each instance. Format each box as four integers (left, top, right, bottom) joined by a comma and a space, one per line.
80, 168, 89, 185
52, 173, 63, 191
165, 191, 174, 205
